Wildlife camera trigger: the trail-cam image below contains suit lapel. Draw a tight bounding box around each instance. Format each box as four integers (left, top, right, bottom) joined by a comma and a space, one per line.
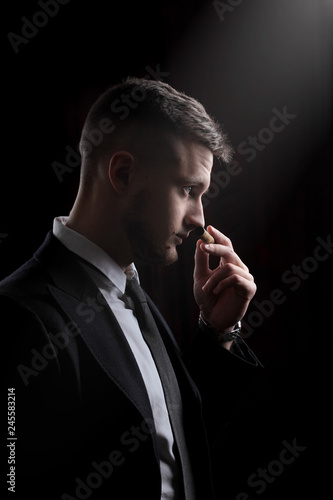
34, 232, 155, 426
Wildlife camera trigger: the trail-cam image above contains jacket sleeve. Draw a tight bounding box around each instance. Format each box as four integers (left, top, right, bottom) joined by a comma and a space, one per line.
186, 325, 264, 446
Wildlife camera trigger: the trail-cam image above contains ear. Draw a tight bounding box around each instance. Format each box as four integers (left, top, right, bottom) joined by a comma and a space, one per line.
108, 151, 135, 194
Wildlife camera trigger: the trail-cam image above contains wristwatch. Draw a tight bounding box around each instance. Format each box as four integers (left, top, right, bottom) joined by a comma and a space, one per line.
198, 313, 242, 343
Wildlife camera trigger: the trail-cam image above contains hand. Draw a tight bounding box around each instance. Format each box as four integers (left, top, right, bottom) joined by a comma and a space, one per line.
193, 226, 256, 332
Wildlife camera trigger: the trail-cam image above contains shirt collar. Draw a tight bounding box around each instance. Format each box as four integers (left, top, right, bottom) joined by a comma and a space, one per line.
53, 216, 138, 293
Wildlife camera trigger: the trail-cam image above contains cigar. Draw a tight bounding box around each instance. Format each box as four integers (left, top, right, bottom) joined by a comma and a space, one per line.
194, 226, 215, 244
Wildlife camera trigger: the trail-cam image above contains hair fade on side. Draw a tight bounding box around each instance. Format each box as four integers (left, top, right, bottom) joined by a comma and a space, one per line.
79, 77, 233, 165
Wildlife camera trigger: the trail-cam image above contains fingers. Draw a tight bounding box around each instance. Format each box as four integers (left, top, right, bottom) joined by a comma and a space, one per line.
193, 226, 256, 329
202, 263, 256, 296
194, 225, 250, 281
212, 274, 257, 300
207, 225, 234, 250
200, 242, 249, 271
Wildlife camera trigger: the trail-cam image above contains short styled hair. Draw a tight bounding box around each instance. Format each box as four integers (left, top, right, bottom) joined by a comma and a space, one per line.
79, 78, 233, 172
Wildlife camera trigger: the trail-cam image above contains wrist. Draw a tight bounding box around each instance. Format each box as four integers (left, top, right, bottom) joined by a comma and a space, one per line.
198, 313, 242, 343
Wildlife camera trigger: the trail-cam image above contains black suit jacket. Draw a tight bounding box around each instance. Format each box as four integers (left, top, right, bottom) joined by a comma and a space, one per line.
1, 232, 261, 499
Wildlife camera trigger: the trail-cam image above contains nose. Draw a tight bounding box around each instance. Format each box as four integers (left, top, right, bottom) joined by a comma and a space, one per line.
184, 199, 205, 231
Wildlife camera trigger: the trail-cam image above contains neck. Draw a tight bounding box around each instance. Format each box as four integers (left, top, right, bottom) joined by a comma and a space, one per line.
67, 191, 134, 271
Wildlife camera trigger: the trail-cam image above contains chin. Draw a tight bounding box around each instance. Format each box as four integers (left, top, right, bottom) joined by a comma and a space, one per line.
149, 246, 179, 267
131, 242, 177, 266
163, 247, 179, 266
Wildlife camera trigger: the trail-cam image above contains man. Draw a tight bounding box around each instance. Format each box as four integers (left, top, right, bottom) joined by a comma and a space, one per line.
1, 78, 261, 499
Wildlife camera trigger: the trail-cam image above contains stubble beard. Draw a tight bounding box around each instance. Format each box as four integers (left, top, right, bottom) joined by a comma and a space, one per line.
126, 217, 178, 266
124, 194, 178, 266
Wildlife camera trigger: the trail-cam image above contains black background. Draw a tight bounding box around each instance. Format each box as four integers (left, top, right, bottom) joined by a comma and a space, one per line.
2, 0, 332, 498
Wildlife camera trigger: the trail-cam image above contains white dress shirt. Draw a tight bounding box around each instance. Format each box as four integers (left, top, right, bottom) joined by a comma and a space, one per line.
53, 216, 182, 499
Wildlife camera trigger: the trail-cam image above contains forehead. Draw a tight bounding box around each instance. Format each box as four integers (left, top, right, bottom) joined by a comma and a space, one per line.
159, 134, 213, 183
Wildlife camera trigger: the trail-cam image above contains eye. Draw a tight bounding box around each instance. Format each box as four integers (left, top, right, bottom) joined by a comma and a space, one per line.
183, 186, 193, 196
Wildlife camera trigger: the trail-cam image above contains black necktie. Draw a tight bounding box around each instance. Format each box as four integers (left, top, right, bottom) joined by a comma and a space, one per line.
125, 278, 196, 500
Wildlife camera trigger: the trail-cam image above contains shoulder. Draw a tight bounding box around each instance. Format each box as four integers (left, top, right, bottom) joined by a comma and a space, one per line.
0, 257, 44, 297
0, 231, 56, 295
0, 232, 82, 336
0, 231, 84, 305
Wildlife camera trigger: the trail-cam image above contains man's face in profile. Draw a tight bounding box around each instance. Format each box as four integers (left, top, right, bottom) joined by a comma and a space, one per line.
124, 137, 213, 266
